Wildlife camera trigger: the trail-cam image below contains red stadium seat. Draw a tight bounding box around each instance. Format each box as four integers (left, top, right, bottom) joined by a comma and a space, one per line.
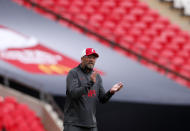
137, 2, 149, 10
130, 7, 145, 20
151, 22, 166, 35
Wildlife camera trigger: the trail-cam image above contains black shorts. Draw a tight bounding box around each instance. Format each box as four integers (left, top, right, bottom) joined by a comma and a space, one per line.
63, 125, 98, 131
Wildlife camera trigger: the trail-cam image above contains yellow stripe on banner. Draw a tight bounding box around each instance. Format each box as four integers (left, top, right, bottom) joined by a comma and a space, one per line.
50, 65, 64, 74
38, 64, 72, 75
50, 64, 71, 74
38, 64, 53, 74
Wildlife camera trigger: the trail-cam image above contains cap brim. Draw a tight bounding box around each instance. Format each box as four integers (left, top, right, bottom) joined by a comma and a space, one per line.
87, 53, 99, 58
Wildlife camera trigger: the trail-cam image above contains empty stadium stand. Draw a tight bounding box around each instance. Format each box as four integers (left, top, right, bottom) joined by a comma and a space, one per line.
12, 0, 190, 89
0, 96, 46, 131
0, 84, 63, 131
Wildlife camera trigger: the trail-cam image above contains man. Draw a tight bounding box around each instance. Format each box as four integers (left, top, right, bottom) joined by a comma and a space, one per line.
63, 48, 124, 131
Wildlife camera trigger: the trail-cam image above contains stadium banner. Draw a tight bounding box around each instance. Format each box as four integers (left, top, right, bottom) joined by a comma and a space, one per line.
0, 25, 103, 75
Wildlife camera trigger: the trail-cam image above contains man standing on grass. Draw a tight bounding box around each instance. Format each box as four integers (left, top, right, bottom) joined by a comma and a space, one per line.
64, 48, 124, 131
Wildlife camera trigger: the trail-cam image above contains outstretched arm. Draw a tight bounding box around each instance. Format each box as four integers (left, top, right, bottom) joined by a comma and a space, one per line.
98, 74, 124, 104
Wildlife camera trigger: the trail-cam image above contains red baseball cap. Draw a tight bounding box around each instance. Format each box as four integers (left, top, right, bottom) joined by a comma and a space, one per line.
81, 48, 99, 58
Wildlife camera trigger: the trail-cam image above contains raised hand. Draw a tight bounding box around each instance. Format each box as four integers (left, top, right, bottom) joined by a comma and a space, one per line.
110, 82, 124, 94
90, 71, 98, 83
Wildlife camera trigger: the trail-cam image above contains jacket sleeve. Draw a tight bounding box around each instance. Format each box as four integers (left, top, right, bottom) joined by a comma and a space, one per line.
66, 70, 94, 99
98, 75, 114, 104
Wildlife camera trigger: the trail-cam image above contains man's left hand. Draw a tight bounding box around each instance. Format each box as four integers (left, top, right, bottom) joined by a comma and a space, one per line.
110, 82, 124, 94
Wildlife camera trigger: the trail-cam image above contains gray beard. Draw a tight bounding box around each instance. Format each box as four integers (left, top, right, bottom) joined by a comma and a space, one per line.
86, 64, 94, 70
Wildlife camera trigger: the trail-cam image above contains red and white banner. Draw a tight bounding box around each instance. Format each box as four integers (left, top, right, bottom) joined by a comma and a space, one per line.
0, 25, 104, 75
